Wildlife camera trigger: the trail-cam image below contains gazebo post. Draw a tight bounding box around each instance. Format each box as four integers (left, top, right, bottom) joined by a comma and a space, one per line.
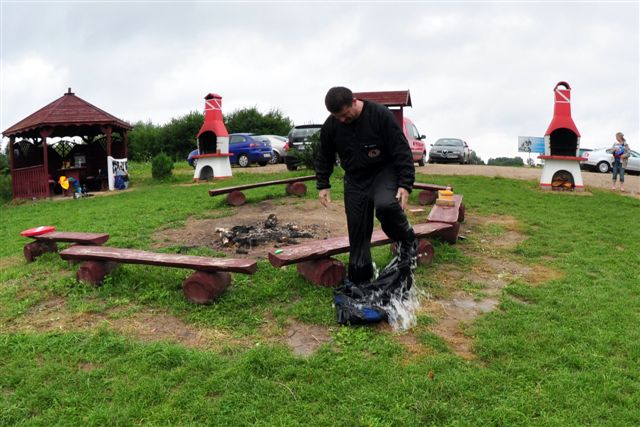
8, 136, 15, 197
39, 128, 53, 197
104, 126, 113, 158
123, 130, 128, 158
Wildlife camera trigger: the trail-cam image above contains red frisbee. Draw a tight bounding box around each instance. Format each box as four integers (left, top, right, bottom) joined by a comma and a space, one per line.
20, 225, 56, 237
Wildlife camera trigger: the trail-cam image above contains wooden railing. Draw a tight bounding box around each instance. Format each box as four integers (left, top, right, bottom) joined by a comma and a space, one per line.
13, 165, 49, 199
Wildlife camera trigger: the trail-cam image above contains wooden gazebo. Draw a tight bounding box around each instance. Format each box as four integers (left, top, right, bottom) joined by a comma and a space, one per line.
2, 88, 132, 199
353, 90, 412, 124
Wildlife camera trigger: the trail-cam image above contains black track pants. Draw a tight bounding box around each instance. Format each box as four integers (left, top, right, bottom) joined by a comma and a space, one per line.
344, 167, 415, 284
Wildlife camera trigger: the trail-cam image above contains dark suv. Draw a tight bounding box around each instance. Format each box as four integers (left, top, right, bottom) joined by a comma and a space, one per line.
283, 124, 322, 171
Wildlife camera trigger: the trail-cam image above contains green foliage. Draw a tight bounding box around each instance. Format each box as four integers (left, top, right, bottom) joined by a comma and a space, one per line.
0, 175, 11, 203
0, 145, 9, 175
160, 111, 203, 161
224, 107, 293, 135
151, 153, 174, 180
288, 131, 321, 170
127, 120, 161, 162
487, 156, 524, 166
468, 150, 485, 165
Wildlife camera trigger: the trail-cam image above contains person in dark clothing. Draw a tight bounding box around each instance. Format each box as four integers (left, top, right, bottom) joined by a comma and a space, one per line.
316, 86, 417, 285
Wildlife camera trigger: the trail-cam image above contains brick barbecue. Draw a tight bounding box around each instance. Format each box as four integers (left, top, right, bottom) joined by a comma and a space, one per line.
539, 81, 586, 191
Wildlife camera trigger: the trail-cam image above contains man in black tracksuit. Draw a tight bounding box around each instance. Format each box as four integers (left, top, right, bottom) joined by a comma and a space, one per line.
315, 86, 417, 285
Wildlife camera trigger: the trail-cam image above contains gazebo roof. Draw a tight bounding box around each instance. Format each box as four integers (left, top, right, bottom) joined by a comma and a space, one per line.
353, 90, 412, 108
3, 88, 132, 138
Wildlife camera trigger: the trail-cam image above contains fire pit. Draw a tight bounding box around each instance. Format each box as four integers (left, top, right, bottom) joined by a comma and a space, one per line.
216, 214, 318, 254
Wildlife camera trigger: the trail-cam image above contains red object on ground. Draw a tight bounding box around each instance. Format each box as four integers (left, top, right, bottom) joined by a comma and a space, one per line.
20, 225, 56, 237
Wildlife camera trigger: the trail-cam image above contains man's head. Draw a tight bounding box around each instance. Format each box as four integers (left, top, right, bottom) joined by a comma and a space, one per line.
325, 86, 360, 123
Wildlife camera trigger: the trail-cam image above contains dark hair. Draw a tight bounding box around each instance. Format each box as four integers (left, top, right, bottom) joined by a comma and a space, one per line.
325, 87, 353, 113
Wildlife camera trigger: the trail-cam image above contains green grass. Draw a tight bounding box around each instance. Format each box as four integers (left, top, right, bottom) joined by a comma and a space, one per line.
1, 164, 639, 425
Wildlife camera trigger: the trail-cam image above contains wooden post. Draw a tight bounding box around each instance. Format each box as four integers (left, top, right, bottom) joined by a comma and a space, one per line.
102, 126, 113, 158
123, 130, 129, 158
9, 136, 15, 198
40, 128, 53, 197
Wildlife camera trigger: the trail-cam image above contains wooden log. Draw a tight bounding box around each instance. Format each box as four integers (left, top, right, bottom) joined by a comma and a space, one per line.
269, 222, 452, 268
23, 240, 58, 263
34, 231, 110, 246
417, 189, 437, 205
297, 258, 346, 287
182, 271, 231, 304
435, 221, 460, 244
209, 175, 316, 196
390, 239, 435, 266
60, 246, 257, 274
226, 190, 247, 206
458, 203, 466, 223
77, 260, 119, 286
427, 194, 464, 224
285, 181, 307, 196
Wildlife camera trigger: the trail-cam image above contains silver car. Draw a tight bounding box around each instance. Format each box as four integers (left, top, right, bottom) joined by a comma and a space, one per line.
581, 147, 640, 174
255, 135, 288, 164
428, 138, 470, 164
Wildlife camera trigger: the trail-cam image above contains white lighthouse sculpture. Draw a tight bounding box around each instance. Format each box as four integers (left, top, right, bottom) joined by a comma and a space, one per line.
193, 93, 232, 180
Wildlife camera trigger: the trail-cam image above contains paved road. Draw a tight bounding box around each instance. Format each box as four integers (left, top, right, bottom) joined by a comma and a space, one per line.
238, 163, 639, 197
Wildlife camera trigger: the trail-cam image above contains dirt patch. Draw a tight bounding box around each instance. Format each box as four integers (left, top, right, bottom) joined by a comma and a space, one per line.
152, 199, 348, 259
415, 214, 563, 360
285, 320, 331, 357
5, 298, 246, 350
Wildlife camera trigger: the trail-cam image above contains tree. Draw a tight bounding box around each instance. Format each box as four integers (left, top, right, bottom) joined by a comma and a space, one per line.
487, 156, 525, 167
468, 150, 485, 165
160, 111, 204, 161
224, 107, 293, 136
127, 120, 162, 161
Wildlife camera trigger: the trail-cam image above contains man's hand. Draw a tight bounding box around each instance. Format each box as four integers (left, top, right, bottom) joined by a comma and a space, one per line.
396, 187, 410, 211
319, 188, 331, 207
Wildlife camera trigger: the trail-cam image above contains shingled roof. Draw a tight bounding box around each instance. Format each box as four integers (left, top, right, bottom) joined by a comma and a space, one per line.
353, 90, 412, 107
3, 88, 132, 137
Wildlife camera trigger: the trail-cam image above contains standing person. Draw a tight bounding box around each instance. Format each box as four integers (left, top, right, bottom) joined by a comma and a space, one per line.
315, 86, 417, 286
609, 132, 631, 192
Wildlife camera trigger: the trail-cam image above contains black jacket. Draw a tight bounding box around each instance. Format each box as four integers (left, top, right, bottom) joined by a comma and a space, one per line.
315, 101, 415, 191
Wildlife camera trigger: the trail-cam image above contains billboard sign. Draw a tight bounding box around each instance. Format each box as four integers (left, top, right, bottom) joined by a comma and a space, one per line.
518, 136, 545, 153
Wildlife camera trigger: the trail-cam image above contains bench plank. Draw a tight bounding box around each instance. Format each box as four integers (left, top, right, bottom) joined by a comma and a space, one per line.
33, 231, 110, 245
413, 183, 452, 191
268, 222, 453, 268
60, 246, 257, 274
427, 194, 464, 224
209, 175, 316, 196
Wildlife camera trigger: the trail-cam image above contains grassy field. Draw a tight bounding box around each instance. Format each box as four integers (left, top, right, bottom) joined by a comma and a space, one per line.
1, 162, 639, 426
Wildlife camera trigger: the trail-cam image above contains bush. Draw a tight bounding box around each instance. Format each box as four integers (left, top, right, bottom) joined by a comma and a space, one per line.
151, 153, 174, 180
0, 175, 11, 203
288, 132, 321, 171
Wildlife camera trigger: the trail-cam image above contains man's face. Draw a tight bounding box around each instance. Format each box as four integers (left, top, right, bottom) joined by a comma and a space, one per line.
332, 99, 359, 124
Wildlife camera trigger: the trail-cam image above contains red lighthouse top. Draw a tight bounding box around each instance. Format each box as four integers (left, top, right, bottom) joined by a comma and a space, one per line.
197, 93, 229, 138
545, 81, 581, 137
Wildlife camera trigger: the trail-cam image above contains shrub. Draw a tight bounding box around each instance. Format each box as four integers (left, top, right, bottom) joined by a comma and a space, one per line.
0, 174, 12, 203
151, 153, 174, 180
289, 132, 321, 171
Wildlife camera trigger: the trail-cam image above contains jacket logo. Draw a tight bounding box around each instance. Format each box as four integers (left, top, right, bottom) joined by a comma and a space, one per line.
368, 149, 381, 158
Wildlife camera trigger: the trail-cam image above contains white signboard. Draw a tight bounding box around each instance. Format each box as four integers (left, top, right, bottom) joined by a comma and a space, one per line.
107, 156, 128, 190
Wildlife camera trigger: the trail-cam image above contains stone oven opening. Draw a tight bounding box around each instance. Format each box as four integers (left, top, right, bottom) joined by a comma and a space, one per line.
549, 128, 577, 156
198, 165, 214, 181
551, 170, 575, 191
198, 131, 217, 155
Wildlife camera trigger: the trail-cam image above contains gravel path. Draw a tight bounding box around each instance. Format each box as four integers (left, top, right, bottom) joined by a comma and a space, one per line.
236, 163, 639, 197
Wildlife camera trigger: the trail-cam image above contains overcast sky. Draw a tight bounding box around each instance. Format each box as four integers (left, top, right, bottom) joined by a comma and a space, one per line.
1, 1, 638, 161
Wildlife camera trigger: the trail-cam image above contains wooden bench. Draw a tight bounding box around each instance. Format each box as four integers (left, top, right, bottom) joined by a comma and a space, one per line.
59, 246, 257, 304
23, 231, 110, 263
427, 194, 465, 224
413, 183, 453, 205
268, 222, 454, 287
209, 175, 317, 206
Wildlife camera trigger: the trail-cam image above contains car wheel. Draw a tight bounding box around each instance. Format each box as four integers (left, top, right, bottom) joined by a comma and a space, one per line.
270, 152, 280, 164
597, 161, 610, 173
286, 164, 298, 171
238, 154, 250, 168
258, 161, 268, 166
418, 152, 426, 167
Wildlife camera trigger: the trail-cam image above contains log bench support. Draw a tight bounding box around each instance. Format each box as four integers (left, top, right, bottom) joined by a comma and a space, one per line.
426, 194, 465, 244
269, 222, 452, 287
59, 246, 256, 304
210, 175, 316, 206
23, 231, 110, 263
413, 183, 453, 206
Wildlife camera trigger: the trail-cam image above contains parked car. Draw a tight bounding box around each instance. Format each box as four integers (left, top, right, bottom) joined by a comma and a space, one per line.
428, 138, 471, 164
581, 147, 640, 174
255, 135, 288, 164
229, 133, 272, 167
283, 124, 322, 171
187, 149, 199, 168
402, 117, 427, 166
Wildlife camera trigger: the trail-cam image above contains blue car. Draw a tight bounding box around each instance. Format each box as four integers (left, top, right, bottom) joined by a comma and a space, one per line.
187, 149, 199, 168
229, 133, 272, 167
